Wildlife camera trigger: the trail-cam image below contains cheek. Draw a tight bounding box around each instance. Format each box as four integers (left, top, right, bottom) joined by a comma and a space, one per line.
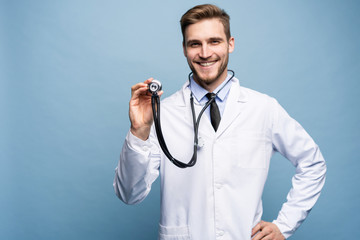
185, 49, 198, 59
220, 49, 229, 57
185, 54, 193, 63
215, 45, 230, 57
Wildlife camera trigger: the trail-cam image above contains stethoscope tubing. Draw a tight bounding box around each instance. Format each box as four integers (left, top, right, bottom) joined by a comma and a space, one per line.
151, 70, 235, 168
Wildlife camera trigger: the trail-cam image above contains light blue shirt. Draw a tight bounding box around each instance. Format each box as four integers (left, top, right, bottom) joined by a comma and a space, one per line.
189, 72, 233, 120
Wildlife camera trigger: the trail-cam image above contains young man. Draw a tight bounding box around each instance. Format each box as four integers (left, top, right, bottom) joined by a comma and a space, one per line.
114, 4, 326, 240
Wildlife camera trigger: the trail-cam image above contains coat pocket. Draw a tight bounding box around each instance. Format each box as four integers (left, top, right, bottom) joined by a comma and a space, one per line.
159, 224, 191, 240
227, 131, 266, 169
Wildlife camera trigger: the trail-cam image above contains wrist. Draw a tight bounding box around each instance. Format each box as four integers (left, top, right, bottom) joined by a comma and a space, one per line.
130, 125, 151, 141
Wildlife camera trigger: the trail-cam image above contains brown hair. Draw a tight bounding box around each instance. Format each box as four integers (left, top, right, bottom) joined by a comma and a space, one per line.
180, 4, 231, 42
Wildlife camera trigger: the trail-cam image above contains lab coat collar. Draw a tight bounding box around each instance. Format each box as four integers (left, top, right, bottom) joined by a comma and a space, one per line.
179, 77, 249, 107
179, 77, 248, 137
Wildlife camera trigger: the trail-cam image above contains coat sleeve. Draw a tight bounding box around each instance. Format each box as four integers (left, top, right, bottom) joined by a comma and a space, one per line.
270, 99, 326, 239
113, 128, 161, 205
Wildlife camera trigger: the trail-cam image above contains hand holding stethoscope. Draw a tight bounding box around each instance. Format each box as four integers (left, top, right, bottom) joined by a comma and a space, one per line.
129, 76, 198, 168
129, 70, 234, 168
128, 78, 163, 141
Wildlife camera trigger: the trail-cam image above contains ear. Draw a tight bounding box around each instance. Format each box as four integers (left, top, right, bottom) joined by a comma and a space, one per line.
228, 37, 235, 53
183, 41, 187, 57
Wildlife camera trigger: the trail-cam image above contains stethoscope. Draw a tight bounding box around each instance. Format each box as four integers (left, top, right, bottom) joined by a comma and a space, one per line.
149, 70, 235, 168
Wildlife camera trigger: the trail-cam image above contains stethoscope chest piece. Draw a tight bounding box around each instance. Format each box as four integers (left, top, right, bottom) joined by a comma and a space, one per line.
197, 136, 205, 148
148, 80, 162, 94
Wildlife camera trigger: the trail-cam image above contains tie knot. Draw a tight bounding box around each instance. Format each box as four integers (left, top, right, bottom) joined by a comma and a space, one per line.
206, 92, 216, 100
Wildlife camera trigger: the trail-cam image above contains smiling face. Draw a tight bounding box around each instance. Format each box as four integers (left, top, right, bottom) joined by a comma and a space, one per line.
183, 18, 234, 92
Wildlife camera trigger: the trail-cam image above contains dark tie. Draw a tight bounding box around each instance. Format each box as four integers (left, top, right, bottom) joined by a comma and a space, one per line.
206, 93, 221, 131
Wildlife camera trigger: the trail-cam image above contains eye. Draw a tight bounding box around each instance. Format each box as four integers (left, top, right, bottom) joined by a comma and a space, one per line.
190, 42, 200, 47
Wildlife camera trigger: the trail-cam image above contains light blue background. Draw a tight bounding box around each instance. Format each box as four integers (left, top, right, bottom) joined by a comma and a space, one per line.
1, 0, 359, 239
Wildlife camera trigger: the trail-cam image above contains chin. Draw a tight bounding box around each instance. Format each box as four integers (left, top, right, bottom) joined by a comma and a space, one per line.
201, 77, 217, 84
198, 71, 221, 82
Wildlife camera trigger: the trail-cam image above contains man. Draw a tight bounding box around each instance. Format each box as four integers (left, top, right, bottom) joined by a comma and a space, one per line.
114, 4, 326, 240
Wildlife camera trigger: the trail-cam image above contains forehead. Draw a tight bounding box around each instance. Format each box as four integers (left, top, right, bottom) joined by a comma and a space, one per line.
184, 18, 226, 42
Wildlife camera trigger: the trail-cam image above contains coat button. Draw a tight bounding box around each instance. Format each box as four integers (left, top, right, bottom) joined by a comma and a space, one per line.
216, 230, 224, 237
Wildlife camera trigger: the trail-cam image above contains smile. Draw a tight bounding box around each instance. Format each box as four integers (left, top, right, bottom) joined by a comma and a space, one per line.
198, 61, 217, 67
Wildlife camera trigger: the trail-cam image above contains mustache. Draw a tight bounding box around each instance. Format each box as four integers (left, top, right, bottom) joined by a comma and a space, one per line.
194, 58, 219, 63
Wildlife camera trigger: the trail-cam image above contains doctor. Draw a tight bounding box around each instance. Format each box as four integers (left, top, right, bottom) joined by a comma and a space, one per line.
114, 4, 326, 240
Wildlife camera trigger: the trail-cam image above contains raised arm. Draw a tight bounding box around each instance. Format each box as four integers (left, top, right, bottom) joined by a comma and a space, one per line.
113, 78, 163, 204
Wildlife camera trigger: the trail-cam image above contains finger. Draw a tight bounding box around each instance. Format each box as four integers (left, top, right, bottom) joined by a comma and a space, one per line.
157, 90, 164, 97
253, 224, 278, 240
144, 77, 153, 84
131, 78, 154, 91
261, 235, 273, 240
131, 83, 150, 98
251, 230, 265, 240
251, 221, 264, 237
252, 228, 273, 240
251, 223, 261, 237
131, 82, 146, 93
131, 77, 157, 98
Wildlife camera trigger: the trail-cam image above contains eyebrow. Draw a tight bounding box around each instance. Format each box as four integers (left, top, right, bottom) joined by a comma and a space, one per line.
209, 37, 224, 42
186, 37, 225, 46
186, 39, 200, 46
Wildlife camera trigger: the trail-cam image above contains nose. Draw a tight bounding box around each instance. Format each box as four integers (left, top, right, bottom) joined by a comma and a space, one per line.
199, 44, 211, 59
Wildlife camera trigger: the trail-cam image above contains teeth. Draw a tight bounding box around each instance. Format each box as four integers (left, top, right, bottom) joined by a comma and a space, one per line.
200, 62, 215, 67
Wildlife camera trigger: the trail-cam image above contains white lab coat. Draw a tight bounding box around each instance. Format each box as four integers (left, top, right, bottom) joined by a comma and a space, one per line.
114, 78, 326, 240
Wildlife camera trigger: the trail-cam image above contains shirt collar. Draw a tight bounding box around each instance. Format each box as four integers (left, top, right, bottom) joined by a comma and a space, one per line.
189, 72, 233, 103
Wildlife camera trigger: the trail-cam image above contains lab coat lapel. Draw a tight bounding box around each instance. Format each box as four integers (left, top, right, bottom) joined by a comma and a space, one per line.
180, 83, 195, 127
216, 80, 248, 137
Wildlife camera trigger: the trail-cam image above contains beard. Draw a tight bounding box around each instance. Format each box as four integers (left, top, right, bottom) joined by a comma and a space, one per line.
188, 53, 229, 87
